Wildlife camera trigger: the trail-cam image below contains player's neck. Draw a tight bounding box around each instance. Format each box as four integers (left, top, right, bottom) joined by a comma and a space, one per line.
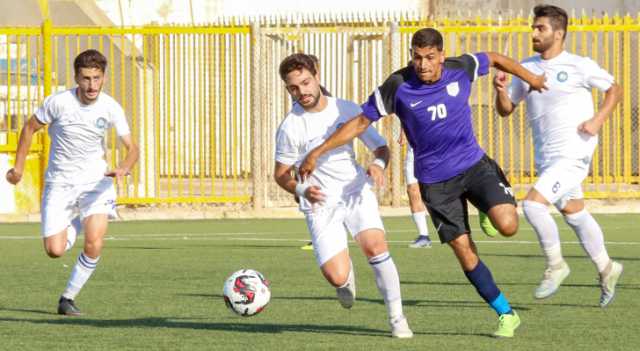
540, 45, 564, 60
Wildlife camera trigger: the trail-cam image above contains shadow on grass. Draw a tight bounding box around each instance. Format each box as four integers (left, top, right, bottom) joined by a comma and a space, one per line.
0, 316, 381, 337
0, 316, 493, 338
176, 293, 532, 311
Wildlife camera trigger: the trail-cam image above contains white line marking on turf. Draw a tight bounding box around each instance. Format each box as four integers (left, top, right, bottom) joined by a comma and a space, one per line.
1, 234, 637, 245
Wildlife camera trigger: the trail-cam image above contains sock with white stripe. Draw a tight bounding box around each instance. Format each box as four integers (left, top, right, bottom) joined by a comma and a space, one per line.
369, 252, 403, 320
563, 209, 611, 273
64, 216, 83, 252
523, 200, 564, 267
412, 211, 430, 237
62, 252, 100, 300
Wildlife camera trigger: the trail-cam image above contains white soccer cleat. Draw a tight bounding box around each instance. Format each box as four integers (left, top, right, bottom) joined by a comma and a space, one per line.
390, 316, 414, 338
336, 267, 356, 309
534, 262, 570, 299
599, 261, 623, 307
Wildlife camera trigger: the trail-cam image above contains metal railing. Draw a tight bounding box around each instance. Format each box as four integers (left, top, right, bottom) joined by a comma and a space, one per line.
1, 12, 639, 211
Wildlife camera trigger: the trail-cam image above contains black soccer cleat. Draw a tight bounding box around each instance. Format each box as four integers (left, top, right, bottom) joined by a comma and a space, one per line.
57, 296, 82, 316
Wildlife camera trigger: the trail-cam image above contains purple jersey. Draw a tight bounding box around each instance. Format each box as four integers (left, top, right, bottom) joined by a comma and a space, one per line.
362, 52, 490, 184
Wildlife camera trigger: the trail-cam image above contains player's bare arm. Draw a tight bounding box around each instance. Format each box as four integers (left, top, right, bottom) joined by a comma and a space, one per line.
299, 113, 372, 179
493, 70, 516, 117
367, 145, 390, 188
578, 83, 623, 136
104, 134, 139, 181
486, 52, 548, 92
5, 115, 45, 185
273, 161, 325, 204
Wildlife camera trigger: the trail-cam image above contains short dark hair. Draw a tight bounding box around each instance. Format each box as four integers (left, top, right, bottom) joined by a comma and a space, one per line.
279, 53, 317, 81
411, 28, 443, 51
74, 49, 107, 75
534, 4, 568, 39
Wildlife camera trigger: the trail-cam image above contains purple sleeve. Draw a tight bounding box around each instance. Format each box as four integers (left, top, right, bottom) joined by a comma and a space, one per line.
474, 52, 490, 77
360, 93, 384, 122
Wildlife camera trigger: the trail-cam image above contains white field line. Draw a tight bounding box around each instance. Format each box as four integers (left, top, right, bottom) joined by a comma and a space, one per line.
0, 230, 638, 245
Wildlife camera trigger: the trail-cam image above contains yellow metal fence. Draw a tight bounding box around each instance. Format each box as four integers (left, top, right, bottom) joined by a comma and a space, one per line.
1, 14, 640, 210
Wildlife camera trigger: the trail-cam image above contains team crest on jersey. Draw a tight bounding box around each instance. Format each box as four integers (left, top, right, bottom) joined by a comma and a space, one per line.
557, 71, 568, 82
446, 82, 459, 97
95, 117, 108, 129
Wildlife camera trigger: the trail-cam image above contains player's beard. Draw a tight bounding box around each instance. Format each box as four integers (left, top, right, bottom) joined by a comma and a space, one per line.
297, 91, 321, 109
532, 36, 553, 53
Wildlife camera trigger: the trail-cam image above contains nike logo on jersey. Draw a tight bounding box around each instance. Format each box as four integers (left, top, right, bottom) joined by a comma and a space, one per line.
409, 100, 423, 108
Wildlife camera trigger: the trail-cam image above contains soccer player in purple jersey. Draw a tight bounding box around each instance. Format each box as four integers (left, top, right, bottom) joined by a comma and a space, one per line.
299, 28, 546, 338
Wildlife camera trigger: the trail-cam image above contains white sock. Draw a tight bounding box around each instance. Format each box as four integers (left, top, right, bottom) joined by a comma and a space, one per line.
369, 252, 403, 320
62, 252, 100, 300
523, 200, 564, 267
411, 211, 429, 237
64, 216, 83, 252
564, 210, 610, 273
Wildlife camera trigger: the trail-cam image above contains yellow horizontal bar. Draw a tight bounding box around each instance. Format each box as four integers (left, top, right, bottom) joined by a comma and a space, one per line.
50, 26, 250, 35
401, 24, 640, 34
117, 196, 252, 205
263, 26, 386, 34
0, 27, 41, 35
0, 147, 45, 152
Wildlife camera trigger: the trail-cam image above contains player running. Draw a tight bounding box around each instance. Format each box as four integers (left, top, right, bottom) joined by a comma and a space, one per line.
493, 4, 623, 306
6, 49, 139, 315
274, 53, 413, 338
299, 28, 546, 337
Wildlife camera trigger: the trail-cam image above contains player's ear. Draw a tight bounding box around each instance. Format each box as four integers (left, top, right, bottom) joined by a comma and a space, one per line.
439, 50, 445, 63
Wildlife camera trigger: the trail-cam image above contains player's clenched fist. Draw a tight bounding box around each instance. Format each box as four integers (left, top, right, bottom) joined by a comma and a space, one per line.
5, 168, 22, 185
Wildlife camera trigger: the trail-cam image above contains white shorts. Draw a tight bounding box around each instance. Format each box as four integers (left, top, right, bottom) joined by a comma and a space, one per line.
404, 146, 418, 185
41, 177, 117, 237
533, 158, 590, 211
304, 186, 385, 266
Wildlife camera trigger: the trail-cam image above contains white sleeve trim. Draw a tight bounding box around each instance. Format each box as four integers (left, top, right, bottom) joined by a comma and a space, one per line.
374, 87, 389, 116
465, 53, 480, 81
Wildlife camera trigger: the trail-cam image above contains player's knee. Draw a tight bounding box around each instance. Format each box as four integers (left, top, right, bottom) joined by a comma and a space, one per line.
325, 270, 349, 287
45, 246, 65, 258
496, 215, 518, 237
83, 239, 103, 256
361, 241, 387, 258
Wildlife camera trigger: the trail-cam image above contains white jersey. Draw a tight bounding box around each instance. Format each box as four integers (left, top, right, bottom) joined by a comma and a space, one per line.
275, 97, 387, 213
508, 51, 614, 168
35, 89, 131, 184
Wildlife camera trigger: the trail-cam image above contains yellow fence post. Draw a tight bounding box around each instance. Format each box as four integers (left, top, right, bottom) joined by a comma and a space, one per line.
389, 21, 402, 207
40, 17, 52, 197
250, 22, 264, 210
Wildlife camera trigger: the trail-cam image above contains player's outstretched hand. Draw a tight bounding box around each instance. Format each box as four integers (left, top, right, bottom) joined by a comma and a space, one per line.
367, 163, 385, 188
299, 150, 319, 180
493, 71, 508, 91
5, 168, 22, 185
105, 168, 130, 181
578, 118, 603, 136
529, 73, 548, 92
304, 185, 326, 204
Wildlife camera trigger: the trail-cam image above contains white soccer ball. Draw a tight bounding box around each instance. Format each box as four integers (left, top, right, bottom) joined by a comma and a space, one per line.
223, 269, 271, 316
